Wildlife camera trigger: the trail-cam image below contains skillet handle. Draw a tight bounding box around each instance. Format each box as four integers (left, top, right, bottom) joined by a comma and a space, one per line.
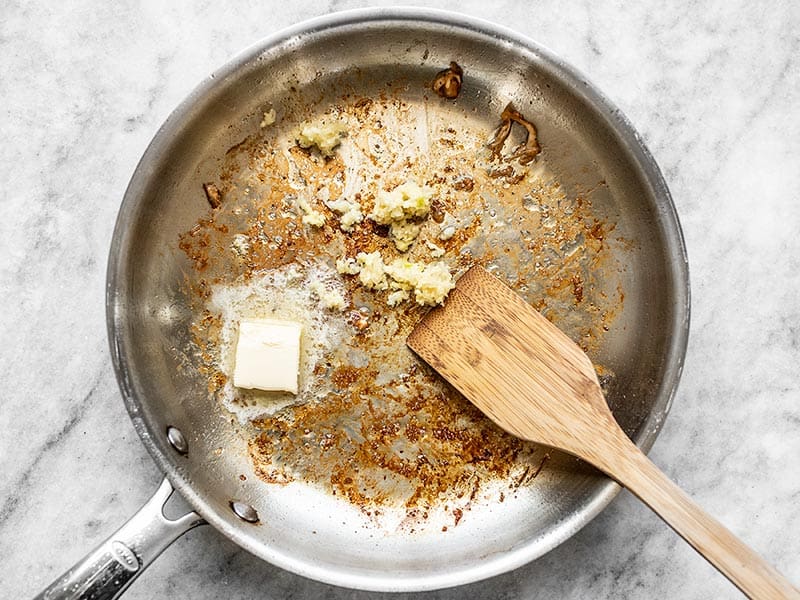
34, 477, 205, 600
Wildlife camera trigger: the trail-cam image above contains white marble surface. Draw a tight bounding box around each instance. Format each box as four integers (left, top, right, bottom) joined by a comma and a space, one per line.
2, 1, 799, 598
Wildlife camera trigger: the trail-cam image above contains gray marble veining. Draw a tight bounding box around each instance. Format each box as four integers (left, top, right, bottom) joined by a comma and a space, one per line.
1, 1, 798, 598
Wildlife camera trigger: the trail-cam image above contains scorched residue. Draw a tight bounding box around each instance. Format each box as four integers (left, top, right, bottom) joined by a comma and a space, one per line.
177, 79, 624, 523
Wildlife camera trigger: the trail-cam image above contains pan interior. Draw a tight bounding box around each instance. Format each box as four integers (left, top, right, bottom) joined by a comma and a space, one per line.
109, 11, 688, 591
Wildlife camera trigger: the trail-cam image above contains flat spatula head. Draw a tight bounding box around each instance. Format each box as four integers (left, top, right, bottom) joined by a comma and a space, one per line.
410, 267, 800, 600
407, 265, 621, 462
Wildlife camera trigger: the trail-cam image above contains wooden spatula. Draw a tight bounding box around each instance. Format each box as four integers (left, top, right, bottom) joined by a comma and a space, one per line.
407, 265, 799, 600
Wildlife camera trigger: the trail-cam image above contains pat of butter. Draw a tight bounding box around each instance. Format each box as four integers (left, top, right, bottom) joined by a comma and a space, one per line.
233, 319, 302, 394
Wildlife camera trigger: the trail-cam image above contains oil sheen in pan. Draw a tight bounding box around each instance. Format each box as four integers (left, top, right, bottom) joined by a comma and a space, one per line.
177, 75, 625, 530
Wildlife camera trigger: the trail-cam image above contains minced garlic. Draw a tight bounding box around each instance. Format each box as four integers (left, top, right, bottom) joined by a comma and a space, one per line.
260, 108, 277, 128
325, 197, 363, 232
371, 182, 434, 224
336, 257, 361, 275
425, 240, 445, 258
439, 225, 456, 241
309, 280, 347, 311
355, 251, 388, 290
297, 120, 347, 157
343, 251, 454, 306
387, 289, 410, 306
384, 259, 455, 306
389, 220, 421, 252
302, 212, 326, 227
297, 197, 326, 227
369, 181, 436, 252
231, 234, 251, 256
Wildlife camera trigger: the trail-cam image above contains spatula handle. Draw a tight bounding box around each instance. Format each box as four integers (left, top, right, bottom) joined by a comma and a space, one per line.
611, 443, 799, 599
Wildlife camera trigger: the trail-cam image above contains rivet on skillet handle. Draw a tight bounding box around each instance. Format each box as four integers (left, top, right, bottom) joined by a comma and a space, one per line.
166, 425, 189, 455
230, 501, 260, 523
33, 478, 205, 600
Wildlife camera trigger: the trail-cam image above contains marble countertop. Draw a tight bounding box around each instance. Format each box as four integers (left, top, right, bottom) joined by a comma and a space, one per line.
2, 2, 799, 598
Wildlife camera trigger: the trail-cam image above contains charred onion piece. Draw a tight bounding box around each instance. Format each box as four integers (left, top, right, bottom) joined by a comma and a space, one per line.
487, 103, 542, 165
203, 182, 222, 209
432, 62, 463, 99
507, 105, 541, 165
487, 117, 513, 158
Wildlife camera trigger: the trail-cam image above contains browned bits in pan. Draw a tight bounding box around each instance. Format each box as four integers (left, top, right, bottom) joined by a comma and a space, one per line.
346, 310, 370, 331
430, 197, 445, 223
452, 175, 475, 191
331, 365, 360, 388
487, 115, 513, 158
571, 274, 584, 304
453, 508, 463, 526
532, 453, 550, 480
247, 362, 533, 513
506, 107, 541, 165
354, 97, 373, 111
179, 86, 624, 520
588, 220, 606, 244
486, 164, 524, 184
487, 102, 541, 165
432, 61, 463, 99
178, 219, 221, 271
203, 182, 223, 208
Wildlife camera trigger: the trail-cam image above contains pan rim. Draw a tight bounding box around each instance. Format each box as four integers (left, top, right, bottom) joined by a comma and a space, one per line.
106, 6, 690, 592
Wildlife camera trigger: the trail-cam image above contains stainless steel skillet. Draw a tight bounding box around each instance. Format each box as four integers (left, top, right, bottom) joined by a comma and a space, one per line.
36, 8, 689, 598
